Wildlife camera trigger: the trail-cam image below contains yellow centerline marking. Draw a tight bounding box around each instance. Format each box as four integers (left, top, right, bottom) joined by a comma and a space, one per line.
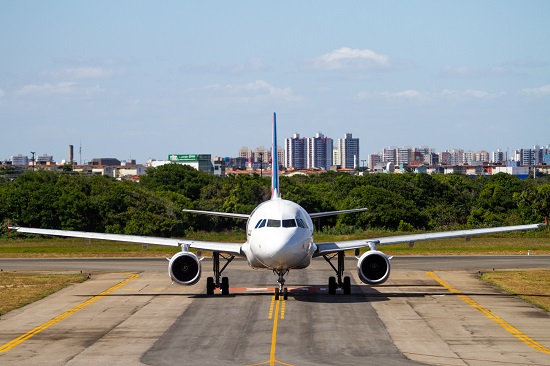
426, 271, 550, 355
269, 299, 280, 362
0, 273, 140, 354
250, 296, 293, 366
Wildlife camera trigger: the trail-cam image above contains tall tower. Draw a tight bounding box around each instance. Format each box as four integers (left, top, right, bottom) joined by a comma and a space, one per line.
68, 145, 74, 164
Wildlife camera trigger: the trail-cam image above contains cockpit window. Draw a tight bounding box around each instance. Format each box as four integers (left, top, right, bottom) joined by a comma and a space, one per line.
266, 219, 281, 227
282, 219, 297, 228
296, 218, 308, 228
255, 219, 266, 228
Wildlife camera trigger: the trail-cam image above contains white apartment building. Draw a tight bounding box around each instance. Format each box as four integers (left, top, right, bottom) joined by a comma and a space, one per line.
307, 132, 333, 170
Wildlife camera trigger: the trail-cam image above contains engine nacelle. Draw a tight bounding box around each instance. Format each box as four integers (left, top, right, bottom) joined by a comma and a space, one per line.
168, 251, 201, 285
357, 250, 391, 285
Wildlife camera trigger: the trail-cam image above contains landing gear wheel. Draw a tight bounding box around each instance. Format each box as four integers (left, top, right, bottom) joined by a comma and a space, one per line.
343, 276, 351, 295
328, 276, 337, 295
283, 287, 288, 300
274, 287, 280, 300
206, 277, 214, 295
221, 276, 229, 295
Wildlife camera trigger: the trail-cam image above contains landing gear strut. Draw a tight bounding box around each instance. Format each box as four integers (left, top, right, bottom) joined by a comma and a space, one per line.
206, 251, 234, 295
323, 251, 351, 295
274, 269, 288, 300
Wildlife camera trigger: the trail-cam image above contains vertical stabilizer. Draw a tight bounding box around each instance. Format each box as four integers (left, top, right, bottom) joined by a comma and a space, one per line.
271, 112, 281, 199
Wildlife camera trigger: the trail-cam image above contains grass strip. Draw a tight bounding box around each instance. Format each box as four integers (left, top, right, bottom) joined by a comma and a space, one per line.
1, 233, 550, 257
0, 272, 88, 316
480, 270, 550, 312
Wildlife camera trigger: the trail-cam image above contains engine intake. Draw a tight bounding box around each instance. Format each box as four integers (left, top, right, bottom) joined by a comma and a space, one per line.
357, 250, 390, 285
168, 251, 201, 285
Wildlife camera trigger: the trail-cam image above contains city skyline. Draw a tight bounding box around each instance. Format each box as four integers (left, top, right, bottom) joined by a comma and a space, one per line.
1, 2, 549, 163
5, 131, 549, 168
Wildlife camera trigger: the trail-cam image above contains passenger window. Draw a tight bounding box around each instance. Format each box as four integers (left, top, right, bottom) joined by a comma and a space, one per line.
266, 219, 281, 227
282, 219, 297, 228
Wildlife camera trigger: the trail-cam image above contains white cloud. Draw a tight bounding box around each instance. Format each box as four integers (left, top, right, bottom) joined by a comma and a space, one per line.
307, 47, 390, 71
521, 84, 550, 96
44, 66, 117, 80
357, 88, 494, 102
15, 82, 103, 96
357, 89, 429, 102
201, 80, 301, 104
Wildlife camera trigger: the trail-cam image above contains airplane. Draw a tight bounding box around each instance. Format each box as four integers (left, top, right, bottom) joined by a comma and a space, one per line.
9, 113, 547, 300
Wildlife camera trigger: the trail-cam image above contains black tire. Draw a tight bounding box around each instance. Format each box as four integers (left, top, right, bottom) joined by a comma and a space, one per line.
274, 287, 280, 300
343, 276, 351, 295
221, 277, 229, 295
328, 276, 337, 295
283, 287, 288, 300
206, 277, 214, 295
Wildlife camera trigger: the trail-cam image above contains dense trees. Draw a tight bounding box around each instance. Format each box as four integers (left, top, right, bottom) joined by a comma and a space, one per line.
1, 165, 549, 238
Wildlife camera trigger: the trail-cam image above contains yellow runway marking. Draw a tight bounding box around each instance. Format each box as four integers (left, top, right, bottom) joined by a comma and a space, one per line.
0, 273, 140, 354
426, 272, 550, 355
250, 296, 293, 366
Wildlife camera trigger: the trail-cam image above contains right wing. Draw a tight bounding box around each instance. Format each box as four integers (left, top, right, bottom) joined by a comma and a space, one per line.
8, 226, 243, 256
314, 222, 545, 257
309, 208, 368, 218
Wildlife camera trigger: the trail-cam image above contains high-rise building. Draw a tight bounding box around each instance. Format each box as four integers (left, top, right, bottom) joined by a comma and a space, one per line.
307, 132, 333, 170
397, 147, 412, 166
284, 133, 307, 169
382, 148, 397, 165
491, 149, 507, 164
337, 133, 360, 169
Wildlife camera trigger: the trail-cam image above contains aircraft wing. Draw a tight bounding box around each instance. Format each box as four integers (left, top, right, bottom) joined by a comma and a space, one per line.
182, 209, 250, 219
309, 208, 368, 218
313, 222, 545, 257
8, 226, 243, 256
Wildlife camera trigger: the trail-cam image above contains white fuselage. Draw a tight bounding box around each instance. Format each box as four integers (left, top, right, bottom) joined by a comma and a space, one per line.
241, 198, 316, 271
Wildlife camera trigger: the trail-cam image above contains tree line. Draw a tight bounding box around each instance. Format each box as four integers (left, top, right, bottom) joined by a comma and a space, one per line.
1, 164, 549, 238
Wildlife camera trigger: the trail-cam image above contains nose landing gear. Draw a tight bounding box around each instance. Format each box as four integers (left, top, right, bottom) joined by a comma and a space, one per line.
274, 269, 289, 300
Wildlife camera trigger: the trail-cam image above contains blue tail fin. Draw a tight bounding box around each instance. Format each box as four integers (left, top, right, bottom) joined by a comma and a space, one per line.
271, 112, 281, 199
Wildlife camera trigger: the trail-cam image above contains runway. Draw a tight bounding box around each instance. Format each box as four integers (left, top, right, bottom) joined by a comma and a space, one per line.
0, 256, 549, 365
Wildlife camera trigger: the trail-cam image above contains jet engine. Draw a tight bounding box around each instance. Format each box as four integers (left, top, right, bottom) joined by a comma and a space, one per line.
168, 251, 201, 285
357, 250, 390, 285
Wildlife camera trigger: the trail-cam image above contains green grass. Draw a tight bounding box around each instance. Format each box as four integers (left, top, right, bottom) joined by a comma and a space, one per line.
1, 229, 549, 257
481, 270, 550, 312
0, 272, 88, 315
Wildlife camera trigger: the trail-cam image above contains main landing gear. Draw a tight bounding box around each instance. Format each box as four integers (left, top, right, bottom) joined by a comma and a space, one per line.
323, 251, 352, 295
206, 252, 235, 295
274, 269, 289, 300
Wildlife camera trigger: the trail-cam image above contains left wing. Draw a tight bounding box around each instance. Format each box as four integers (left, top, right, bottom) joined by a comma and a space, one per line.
182, 209, 250, 219
8, 226, 243, 256
314, 222, 545, 257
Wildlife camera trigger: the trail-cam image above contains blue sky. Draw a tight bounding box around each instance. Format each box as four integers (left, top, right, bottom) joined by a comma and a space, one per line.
1, 1, 549, 164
